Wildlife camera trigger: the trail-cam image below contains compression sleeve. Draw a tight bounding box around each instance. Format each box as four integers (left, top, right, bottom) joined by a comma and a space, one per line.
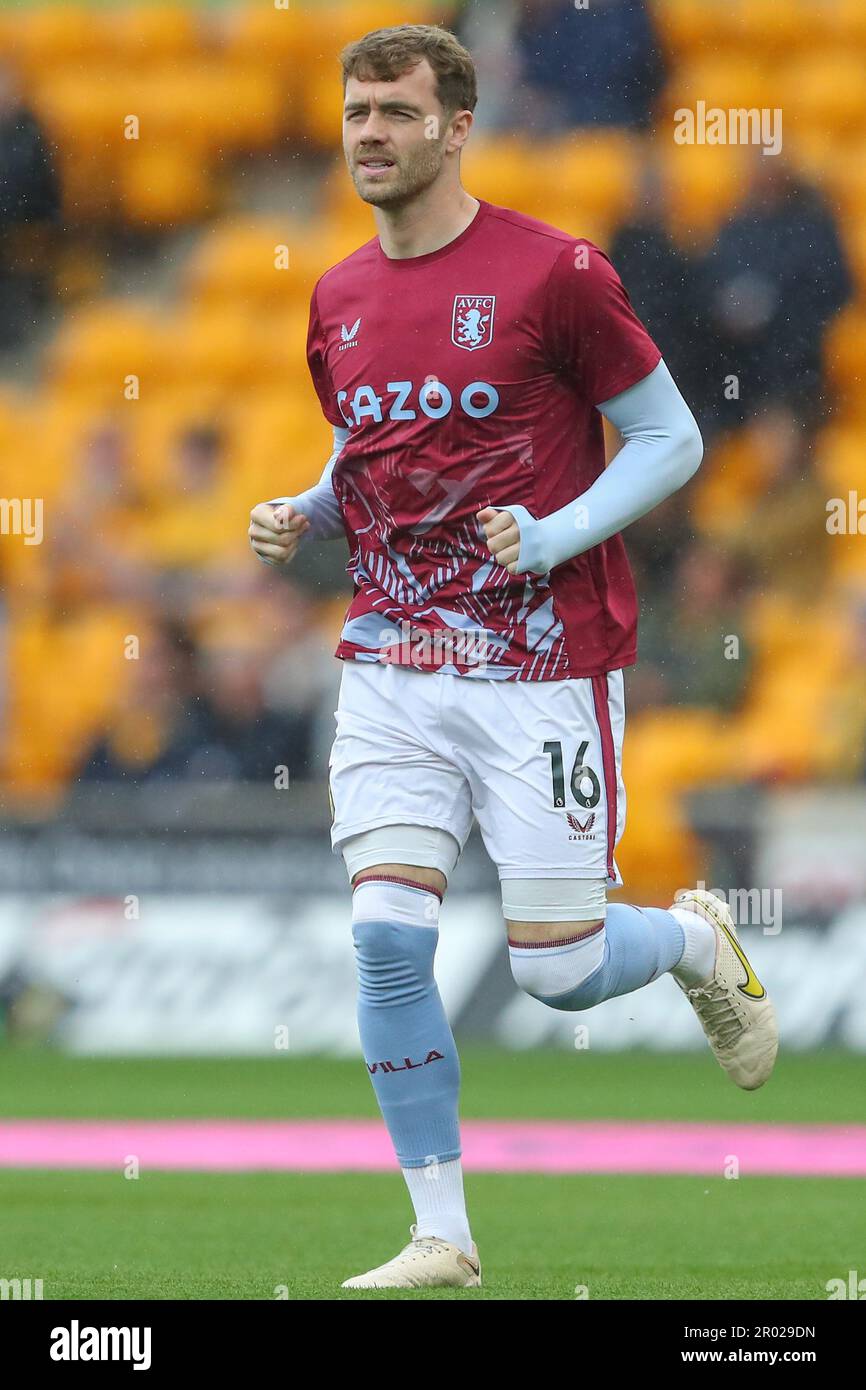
502, 360, 703, 576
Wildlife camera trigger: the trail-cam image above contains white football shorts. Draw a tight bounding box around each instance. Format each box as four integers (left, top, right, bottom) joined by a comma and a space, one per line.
327, 659, 626, 887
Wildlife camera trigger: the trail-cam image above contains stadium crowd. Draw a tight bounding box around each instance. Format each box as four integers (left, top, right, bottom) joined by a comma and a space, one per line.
1, 0, 865, 899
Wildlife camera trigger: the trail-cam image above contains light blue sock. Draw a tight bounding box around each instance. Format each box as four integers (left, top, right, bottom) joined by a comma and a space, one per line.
537, 904, 685, 1011
352, 879, 461, 1169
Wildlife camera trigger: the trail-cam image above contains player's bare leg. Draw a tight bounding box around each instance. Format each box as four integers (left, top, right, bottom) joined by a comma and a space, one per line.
342, 860, 480, 1291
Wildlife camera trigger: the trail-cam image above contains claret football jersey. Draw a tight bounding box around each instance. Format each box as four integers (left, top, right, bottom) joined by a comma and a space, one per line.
305, 198, 661, 680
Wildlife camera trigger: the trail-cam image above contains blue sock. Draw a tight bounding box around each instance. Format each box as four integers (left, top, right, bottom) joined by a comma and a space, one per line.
536, 904, 685, 1011
352, 877, 461, 1169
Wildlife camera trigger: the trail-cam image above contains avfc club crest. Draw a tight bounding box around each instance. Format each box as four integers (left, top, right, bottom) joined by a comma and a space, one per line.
452, 294, 495, 351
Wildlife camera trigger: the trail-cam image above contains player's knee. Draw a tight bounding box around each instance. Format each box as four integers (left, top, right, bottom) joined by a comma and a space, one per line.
508, 927, 607, 1010
352, 917, 437, 1005
350, 863, 441, 1004
505, 879, 609, 1010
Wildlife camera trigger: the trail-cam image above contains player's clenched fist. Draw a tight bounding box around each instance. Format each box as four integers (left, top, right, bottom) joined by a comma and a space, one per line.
477, 506, 523, 575
248, 501, 310, 567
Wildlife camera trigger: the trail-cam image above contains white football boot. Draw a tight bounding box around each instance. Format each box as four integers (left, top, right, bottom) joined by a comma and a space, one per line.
341, 1226, 481, 1290
672, 888, 778, 1091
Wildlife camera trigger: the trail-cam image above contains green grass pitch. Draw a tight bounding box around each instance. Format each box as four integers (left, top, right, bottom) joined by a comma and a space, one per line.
2, 1047, 864, 1300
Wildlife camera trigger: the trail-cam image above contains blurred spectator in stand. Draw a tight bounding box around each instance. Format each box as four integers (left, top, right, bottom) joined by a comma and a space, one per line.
625, 491, 695, 601
508, 0, 664, 134
610, 162, 712, 434
49, 419, 154, 609
78, 613, 315, 786
191, 626, 313, 782
0, 63, 61, 349
699, 154, 851, 434
78, 621, 202, 784
722, 405, 831, 604
629, 542, 753, 714
147, 423, 240, 583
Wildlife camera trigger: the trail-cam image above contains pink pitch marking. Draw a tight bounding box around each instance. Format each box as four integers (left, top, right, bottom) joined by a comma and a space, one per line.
1, 1120, 865, 1176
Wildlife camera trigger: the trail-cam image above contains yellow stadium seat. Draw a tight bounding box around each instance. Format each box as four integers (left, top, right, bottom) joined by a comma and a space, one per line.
826, 138, 866, 227
653, 0, 821, 60
8, 6, 113, 78
779, 53, 866, 136
31, 68, 133, 154
125, 63, 284, 153
163, 307, 271, 388
119, 144, 214, 227
824, 302, 866, 402
300, 63, 347, 150
300, 1, 433, 69
104, 5, 201, 66
657, 142, 750, 246
44, 301, 169, 392
826, 0, 866, 47
182, 219, 338, 311
648, 0, 729, 57
537, 132, 640, 229
814, 425, 866, 497
667, 56, 772, 112
461, 137, 543, 217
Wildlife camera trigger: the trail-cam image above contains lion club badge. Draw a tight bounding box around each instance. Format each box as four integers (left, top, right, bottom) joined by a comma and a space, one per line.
451, 294, 495, 351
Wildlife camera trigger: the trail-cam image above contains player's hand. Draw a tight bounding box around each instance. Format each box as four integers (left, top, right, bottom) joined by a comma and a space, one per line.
248, 501, 310, 567
476, 506, 523, 575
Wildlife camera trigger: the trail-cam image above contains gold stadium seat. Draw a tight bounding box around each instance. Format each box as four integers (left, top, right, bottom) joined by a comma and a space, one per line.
723, 0, 810, 55
119, 144, 213, 227
222, 2, 306, 70
301, 63, 348, 150
814, 425, 866, 497
827, 139, 866, 227
657, 142, 750, 246
824, 303, 866, 405
182, 220, 335, 311
31, 68, 132, 156
164, 307, 271, 387
826, 0, 866, 46
123, 63, 283, 154
253, 309, 316, 386
300, 0, 432, 68
649, 0, 730, 57
537, 132, 640, 229
667, 56, 771, 112
461, 137, 543, 218
5, 6, 113, 77
103, 5, 201, 66
653, 0, 816, 59
44, 301, 169, 392
229, 389, 335, 500
779, 53, 866, 136
5, 605, 153, 794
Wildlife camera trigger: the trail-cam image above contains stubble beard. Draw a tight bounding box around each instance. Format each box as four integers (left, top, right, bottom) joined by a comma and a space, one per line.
351, 136, 447, 209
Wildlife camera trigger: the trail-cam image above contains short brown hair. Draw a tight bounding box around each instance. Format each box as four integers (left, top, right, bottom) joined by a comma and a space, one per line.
340, 23, 477, 118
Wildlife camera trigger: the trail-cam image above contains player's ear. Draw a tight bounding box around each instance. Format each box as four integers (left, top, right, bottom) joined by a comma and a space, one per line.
446, 108, 473, 153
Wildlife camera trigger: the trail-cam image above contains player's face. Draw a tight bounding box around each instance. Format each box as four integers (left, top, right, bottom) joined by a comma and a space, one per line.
343, 60, 455, 207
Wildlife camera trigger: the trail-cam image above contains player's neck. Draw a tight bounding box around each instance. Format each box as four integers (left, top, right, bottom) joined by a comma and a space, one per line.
374, 187, 480, 260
